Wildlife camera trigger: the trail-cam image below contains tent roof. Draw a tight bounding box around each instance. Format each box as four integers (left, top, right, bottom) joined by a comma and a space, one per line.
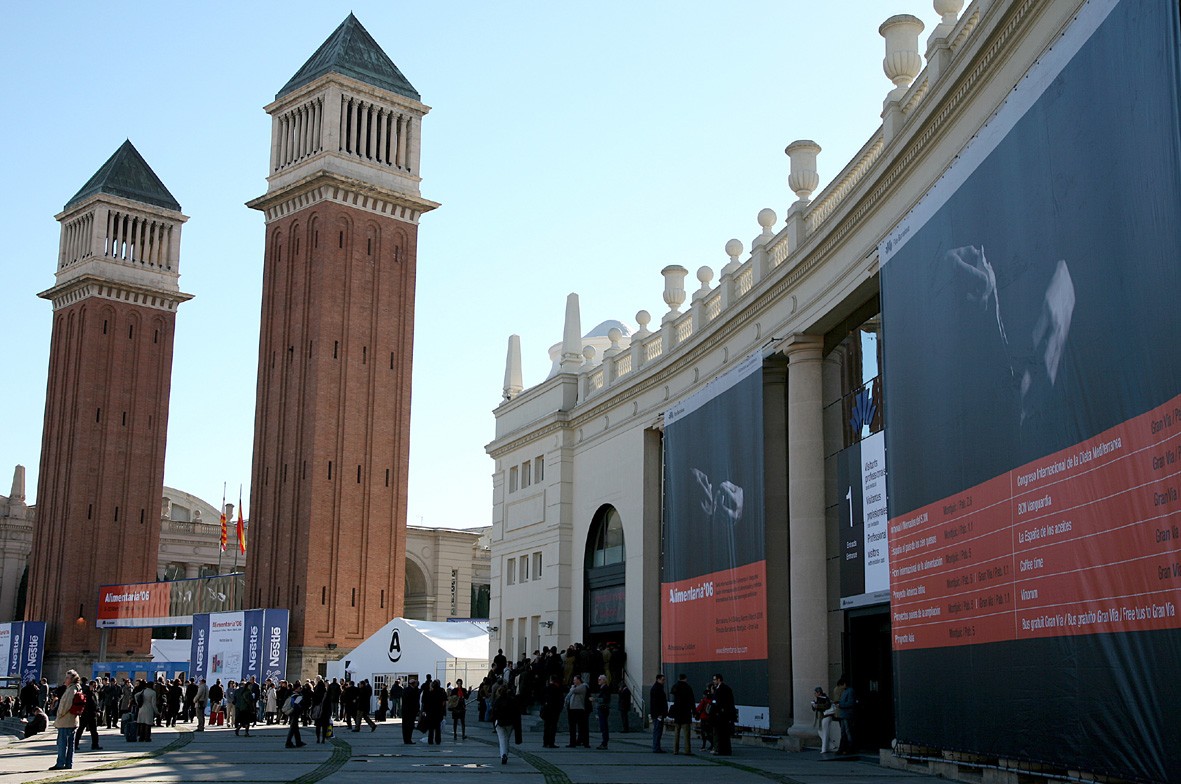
401, 618, 488, 660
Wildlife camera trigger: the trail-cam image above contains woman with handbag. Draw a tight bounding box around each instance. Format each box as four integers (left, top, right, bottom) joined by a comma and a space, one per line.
490, 681, 515, 765
449, 679, 467, 740
312, 678, 332, 743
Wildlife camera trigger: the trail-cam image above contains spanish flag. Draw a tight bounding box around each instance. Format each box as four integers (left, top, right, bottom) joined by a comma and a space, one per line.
237, 489, 247, 554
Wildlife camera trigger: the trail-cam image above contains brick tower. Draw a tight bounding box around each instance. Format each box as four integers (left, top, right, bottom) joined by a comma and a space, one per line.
245, 14, 437, 678
28, 141, 191, 677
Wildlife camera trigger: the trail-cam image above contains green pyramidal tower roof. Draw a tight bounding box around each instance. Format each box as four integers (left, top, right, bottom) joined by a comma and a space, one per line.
277, 13, 420, 102
65, 140, 181, 212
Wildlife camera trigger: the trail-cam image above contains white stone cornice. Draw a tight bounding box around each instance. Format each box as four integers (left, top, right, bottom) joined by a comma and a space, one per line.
38, 274, 193, 312
264, 71, 430, 119
246, 170, 439, 224
55, 193, 188, 225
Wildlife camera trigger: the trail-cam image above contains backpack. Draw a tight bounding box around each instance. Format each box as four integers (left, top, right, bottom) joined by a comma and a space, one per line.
282, 695, 295, 716
69, 690, 87, 716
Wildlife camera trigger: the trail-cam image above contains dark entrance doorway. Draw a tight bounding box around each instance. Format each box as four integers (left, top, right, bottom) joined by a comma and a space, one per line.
844, 606, 894, 751
584, 506, 625, 643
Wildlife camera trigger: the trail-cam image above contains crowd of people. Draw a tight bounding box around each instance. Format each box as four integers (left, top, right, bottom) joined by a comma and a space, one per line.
11, 644, 800, 771
472, 643, 739, 764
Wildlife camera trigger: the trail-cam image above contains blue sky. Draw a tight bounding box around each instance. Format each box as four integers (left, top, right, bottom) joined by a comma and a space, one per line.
1, 1, 934, 528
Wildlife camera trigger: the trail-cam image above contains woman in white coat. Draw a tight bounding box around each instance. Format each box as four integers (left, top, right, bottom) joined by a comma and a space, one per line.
135, 682, 159, 742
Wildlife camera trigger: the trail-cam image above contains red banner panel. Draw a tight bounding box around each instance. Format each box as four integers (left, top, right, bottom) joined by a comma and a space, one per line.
662, 561, 768, 663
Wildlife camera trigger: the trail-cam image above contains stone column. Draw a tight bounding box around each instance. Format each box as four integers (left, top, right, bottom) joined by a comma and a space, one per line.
784, 334, 827, 737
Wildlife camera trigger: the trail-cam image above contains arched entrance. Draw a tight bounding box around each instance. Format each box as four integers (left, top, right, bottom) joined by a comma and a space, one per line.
403, 559, 431, 620
584, 505, 625, 646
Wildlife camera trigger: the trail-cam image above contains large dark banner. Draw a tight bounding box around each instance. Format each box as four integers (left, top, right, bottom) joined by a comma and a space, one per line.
662, 353, 768, 727
879, 1, 1181, 781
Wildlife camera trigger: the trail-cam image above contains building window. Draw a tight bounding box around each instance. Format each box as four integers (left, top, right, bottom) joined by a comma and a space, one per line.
509, 466, 518, 493
521, 460, 531, 488
824, 299, 884, 450
590, 506, 625, 567
506, 557, 516, 585
520, 555, 529, 583
532, 551, 543, 580
534, 456, 544, 482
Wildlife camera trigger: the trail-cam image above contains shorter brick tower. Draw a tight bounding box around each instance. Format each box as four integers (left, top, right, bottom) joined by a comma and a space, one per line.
28, 141, 191, 677
246, 14, 437, 679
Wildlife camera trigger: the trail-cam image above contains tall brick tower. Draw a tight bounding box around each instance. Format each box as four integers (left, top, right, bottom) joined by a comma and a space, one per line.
246, 14, 437, 678
28, 141, 191, 676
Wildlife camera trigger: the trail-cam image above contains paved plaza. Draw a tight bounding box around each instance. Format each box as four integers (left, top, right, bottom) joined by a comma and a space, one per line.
0, 720, 935, 784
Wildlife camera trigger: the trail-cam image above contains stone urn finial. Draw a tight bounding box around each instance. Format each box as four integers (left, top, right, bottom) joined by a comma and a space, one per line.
661, 265, 689, 315
880, 14, 925, 89
934, 0, 964, 25
785, 141, 821, 202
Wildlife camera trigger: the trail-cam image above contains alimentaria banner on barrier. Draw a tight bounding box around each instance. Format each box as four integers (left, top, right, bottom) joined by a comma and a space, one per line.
879, 1, 1181, 781
661, 352, 769, 728
190, 609, 289, 684
96, 573, 245, 628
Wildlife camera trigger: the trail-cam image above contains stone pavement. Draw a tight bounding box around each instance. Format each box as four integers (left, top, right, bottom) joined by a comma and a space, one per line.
0, 720, 936, 784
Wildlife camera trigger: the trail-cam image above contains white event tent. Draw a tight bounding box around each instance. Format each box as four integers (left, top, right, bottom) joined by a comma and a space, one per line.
325, 617, 490, 697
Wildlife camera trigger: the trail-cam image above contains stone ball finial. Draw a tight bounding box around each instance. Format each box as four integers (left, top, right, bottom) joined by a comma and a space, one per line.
880, 15, 925, 88
694, 266, 714, 301
608, 327, 622, 348
785, 141, 822, 202
725, 238, 743, 259
635, 310, 652, 336
582, 345, 596, 363
934, 0, 964, 24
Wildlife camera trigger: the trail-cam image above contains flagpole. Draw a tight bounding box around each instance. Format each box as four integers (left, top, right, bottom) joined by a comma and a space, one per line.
234, 484, 241, 571
218, 482, 226, 574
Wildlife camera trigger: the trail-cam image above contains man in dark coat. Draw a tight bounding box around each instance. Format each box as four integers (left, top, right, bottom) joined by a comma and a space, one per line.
540, 675, 564, 748
648, 674, 668, 752
325, 679, 342, 725
669, 673, 696, 755
184, 679, 198, 723
389, 678, 403, 719
341, 681, 357, 730
356, 679, 376, 731
73, 678, 102, 750
20, 678, 39, 718
400, 676, 421, 744
709, 673, 736, 756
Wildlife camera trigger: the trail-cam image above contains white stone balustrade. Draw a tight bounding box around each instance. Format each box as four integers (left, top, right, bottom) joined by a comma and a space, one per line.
499, 0, 984, 409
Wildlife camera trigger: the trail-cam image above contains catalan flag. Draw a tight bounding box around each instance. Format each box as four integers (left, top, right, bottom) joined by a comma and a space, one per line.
219, 489, 227, 552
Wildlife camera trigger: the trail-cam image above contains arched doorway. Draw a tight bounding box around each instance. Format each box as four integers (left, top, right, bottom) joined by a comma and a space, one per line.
584, 505, 625, 646
403, 559, 431, 620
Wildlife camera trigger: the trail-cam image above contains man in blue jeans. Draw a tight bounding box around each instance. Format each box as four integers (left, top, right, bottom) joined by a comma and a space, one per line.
595, 675, 611, 749
648, 674, 668, 753
51, 669, 81, 771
